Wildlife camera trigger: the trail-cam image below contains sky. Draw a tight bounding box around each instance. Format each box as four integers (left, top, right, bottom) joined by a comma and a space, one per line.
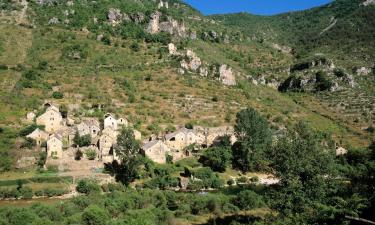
183, 0, 332, 16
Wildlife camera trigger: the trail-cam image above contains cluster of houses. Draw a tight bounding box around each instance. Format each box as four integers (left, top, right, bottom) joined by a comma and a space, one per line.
25, 103, 236, 170
26, 104, 137, 165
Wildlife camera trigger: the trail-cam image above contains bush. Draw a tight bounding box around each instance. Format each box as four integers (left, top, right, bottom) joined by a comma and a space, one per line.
82, 205, 109, 225
52, 91, 64, 99
130, 42, 140, 52
19, 186, 33, 199
76, 179, 100, 194
233, 190, 265, 210
73, 134, 91, 147
85, 149, 97, 160
0, 64, 8, 70
19, 124, 39, 136
75, 149, 83, 160
21, 137, 36, 149
201, 147, 232, 172
185, 123, 194, 129
236, 176, 248, 184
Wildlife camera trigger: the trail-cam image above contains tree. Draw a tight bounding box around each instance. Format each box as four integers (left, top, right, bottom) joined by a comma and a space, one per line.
232, 108, 272, 172
76, 179, 100, 194
114, 127, 142, 185
73, 133, 91, 147
200, 147, 232, 172
82, 205, 109, 225
233, 190, 265, 210
269, 122, 344, 222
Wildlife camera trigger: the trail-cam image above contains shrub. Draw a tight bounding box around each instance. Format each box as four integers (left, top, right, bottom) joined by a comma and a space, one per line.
236, 176, 248, 184
21, 137, 36, 149
85, 149, 97, 160
0, 64, 8, 70
250, 176, 259, 183
233, 190, 265, 210
19, 186, 33, 199
19, 124, 39, 136
212, 96, 219, 102
75, 149, 83, 160
52, 91, 64, 99
130, 42, 140, 52
82, 205, 109, 225
38, 61, 49, 70
185, 123, 194, 129
76, 179, 100, 194
73, 134, 91, 147
201, 147, 232, 172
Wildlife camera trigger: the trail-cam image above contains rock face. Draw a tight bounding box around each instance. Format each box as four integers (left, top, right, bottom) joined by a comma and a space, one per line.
219, 65, 236, 86
146, 11, 188, 38
147, 12, 161, 34
362, 0, 375, 6
279, 56, 356, 93
356, 67, 372, 76
171, 48, 237, 86
107, 8, 129, 25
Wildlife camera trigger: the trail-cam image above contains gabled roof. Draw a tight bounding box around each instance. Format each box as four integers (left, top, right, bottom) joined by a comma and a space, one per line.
26, 128, 48, 139
82, 118, 100, 128
142, 140, 169, 151
46, 105, 60, 113
48, 133, 63, 142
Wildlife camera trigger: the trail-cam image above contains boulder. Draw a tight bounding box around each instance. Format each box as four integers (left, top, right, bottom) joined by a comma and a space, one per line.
219, 65, 236, 86
168, 43, 177, 55
356, 67, 372, 76
107, 8, 129, 25
48, 17, 59, 25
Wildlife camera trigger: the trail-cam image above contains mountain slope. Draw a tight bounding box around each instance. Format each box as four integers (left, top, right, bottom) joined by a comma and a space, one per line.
0, 0, 374, 150
212, 0, 375, 67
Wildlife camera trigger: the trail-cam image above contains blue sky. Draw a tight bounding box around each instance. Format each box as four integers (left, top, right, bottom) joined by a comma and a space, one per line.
183, 0, 332, 15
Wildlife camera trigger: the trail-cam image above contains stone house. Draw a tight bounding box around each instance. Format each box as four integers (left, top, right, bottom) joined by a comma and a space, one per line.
47, 134, 63, 159
77, 118, 101, 138
99, 134, 115, 163
117, 117, 128, 129
26, 128, 49, 146
36, 105, 63, 133
165, 128, 201, 150
141, 140, 171, 164
104, 114, 118, 130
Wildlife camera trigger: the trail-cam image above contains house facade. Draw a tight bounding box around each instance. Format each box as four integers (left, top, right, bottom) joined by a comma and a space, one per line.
141, 140, 171, 164
47, 134, 63, 159
36, 106, 63, 133
26, 128, 49, 146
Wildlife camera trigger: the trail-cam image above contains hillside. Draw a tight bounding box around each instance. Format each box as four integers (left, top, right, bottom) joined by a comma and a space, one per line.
0, 0, 374, 224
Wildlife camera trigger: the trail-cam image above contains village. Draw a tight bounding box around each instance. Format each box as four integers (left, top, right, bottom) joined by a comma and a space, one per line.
24, 103, 237, 172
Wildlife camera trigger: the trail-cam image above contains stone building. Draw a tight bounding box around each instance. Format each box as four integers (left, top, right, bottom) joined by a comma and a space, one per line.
104, 114, 118, 130
141, 140, 171, 164
165, 128, 201, 150
36, 105, 63, 133
99, 134, 115, 163
47, 134, 63, 159
26, 128, 49, 146
77, 118, 100, 138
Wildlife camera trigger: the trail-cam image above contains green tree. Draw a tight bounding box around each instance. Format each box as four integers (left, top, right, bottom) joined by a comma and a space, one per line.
73, 133, 91, 147
201, 147, 232, 172
82, 205, 109, 225
233, 190, 265, 210
269, 122, 346, 222
114, 127, 141, 185
233, 108, 272, 172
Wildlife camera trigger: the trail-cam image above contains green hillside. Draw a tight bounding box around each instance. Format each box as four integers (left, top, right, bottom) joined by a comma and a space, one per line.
0, 0, 374, 224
